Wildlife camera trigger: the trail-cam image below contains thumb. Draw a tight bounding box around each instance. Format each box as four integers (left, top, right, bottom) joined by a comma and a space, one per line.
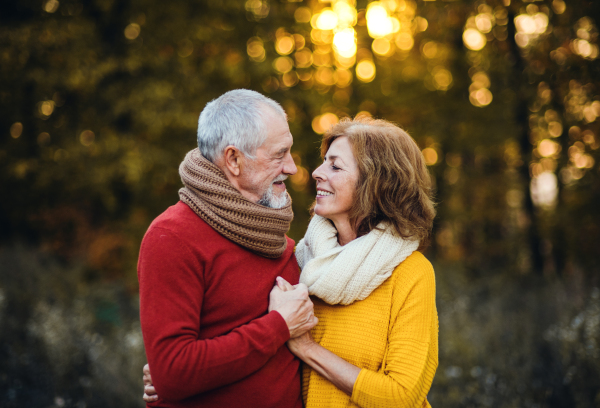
276, 276, 294, 291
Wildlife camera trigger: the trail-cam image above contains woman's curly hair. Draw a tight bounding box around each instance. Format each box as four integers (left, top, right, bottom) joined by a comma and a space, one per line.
319, 116, 436, 251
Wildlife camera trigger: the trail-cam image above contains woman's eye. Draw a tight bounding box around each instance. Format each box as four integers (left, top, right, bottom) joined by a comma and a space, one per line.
332, 165, 340, 170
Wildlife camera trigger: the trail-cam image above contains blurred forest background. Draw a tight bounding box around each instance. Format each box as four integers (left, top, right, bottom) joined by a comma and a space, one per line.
1, 0, 600, 406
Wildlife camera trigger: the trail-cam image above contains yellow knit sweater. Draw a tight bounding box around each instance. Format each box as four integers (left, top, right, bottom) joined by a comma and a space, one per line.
302, 251, 438, 408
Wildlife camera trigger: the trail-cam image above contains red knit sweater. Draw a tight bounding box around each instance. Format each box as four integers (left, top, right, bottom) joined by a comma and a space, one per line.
138, 202, 302, 408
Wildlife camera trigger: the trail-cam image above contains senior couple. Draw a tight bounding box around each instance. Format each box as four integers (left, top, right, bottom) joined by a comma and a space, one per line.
138, 89, 438, 408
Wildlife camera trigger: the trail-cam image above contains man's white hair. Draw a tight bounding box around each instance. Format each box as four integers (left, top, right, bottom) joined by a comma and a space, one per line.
197, 89, 287, 162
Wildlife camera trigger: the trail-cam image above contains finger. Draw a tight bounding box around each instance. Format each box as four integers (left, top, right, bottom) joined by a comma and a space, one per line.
308, 315, 319, 329
143, 364, 153, 385
143, 373, 152, 386
276, 276, 294, 291
144, 385, 157, 396
295, 283, 308, 291
275, 277, 287, 291
295, 285, 309, 298
143, 393, 159, 402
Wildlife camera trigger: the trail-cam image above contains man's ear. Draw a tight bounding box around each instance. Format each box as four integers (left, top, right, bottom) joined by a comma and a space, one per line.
223, 145, 244, 176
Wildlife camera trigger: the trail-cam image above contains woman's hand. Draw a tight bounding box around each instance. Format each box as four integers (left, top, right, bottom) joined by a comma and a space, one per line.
287, 330, 317, 358
276, 276, 318, 356
143, 364, 159, 403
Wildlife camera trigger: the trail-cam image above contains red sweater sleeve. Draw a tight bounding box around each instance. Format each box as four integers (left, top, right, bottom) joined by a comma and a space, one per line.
138, 226, 291, 402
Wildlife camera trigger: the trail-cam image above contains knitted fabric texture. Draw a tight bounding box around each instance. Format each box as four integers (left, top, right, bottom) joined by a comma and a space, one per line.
302, 252, 438, 408
178, 148, 293, 258
296, 215, 419, 305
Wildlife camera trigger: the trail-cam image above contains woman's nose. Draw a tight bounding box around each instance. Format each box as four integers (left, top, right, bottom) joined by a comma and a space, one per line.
312, 163, 326, 180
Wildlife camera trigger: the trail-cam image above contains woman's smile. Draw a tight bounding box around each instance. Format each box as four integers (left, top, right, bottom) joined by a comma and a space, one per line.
316, 189, 333, 197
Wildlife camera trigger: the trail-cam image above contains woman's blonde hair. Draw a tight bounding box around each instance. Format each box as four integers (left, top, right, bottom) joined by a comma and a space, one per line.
319, 116, 436, 250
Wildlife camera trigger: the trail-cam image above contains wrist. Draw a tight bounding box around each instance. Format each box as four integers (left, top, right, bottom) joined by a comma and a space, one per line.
297, 338, 318, 359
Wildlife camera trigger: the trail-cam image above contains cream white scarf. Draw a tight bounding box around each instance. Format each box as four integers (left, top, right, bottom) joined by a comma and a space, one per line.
296, 215, 419, 305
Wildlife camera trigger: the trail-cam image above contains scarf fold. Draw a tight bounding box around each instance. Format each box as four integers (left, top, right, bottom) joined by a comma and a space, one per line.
178, 148, 293, 258
296, 215, 419, 305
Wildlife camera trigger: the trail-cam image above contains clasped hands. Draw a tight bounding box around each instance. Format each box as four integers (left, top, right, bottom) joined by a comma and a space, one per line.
270, 277, 318, 357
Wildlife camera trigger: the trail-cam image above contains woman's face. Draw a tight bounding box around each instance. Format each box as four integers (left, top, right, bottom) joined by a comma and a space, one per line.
312, 136, 360, 225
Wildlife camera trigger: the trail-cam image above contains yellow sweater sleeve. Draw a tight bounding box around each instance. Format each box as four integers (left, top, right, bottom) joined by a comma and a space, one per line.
350, 257, 438, 408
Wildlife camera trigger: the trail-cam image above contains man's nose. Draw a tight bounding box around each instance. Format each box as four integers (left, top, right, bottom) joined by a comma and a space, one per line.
283, 151, 298, 175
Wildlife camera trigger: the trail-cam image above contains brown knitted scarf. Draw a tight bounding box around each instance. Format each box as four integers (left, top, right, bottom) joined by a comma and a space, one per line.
178, 148, 294, 258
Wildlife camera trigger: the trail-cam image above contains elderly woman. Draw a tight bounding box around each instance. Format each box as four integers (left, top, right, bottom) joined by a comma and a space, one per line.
145, 116, 438, 407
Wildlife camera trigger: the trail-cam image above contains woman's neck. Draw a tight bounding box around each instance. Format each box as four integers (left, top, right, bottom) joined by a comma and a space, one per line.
331, 218, 357, 246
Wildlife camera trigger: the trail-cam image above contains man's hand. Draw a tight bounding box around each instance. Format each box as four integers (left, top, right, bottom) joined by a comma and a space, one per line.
143, 364, 159, 403
269, 277, 318, 338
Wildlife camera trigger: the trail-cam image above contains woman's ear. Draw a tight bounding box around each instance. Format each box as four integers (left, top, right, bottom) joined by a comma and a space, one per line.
223, 145, 243, 176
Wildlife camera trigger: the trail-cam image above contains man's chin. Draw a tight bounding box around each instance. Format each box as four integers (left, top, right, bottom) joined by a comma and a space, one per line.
258, 189, 288, 209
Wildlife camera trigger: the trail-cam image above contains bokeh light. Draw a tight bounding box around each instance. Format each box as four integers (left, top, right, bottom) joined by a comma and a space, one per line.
470, 88, 493, 107
552, 0, 566, 14
282, 71, 299, 88
79, 130, 95, 147
463, 28, 486, 51
315, 66, 336, 86
43, 0, 59, 13
366, 2, 394, 39
247, 37, 266, 62
313, 9, 339, 31
422, 147, 439, 165
294, 48, 313, 68
290, 166, 310, 191
332, 1, 357, 28
273, 56, 293, 74
294, 7, 311, 23
336, 68, 353, 87
39, 100, 55, 117
312, 112, 339, 134
356, 60, 376, 82
372, 38, 391, 56
10, 122, 23, 139
245, 0, 270, 20
276, 35, 295, 55
538, 139, 560, 157
395, 32, 414, 51
333, 28, 357, 58
514, 12, 549, 48
432, 67, 453, 91
38, 132, 51, 146
530, 171, 558, 207
475, 13, 494, 33
124, 23, 141, 40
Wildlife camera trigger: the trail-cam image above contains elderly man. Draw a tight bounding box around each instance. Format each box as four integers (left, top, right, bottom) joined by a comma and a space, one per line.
138, 89, 317, 408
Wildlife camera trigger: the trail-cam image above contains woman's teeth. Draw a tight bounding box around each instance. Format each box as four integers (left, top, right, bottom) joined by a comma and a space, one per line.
317, 190, 333, 196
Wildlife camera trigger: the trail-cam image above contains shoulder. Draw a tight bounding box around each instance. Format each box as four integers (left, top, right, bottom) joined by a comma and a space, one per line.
394, 251, 434, 275
390, 251, 435, 294
144, 201, 221, 243
148, 201, 203, 232
141, 202, 212, 256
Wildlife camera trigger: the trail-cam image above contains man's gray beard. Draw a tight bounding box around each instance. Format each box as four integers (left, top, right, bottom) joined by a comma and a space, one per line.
258, 178, 289, 209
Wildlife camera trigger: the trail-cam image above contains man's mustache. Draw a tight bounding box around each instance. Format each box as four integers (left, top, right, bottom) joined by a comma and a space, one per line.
272, 175, 288, 183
